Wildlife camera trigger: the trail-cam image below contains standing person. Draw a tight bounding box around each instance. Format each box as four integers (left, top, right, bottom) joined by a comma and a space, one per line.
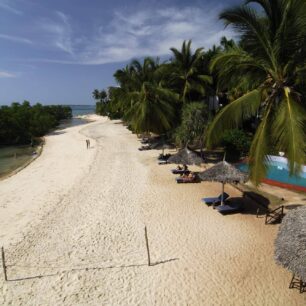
88, 139, 90, 149
86, 139, 89, 149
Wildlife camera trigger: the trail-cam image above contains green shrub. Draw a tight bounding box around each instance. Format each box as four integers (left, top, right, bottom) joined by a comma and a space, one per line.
221, 129, 251, 162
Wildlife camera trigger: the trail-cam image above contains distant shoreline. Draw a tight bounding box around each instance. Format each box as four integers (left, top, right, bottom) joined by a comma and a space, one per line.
0, 116, 92, 180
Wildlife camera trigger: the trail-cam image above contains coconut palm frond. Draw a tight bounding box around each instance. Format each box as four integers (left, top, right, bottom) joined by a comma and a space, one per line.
272, 87, 306, 174
126, 81, 177, 134
220, 5, 274, 64
210, 47, 267, 89
248, 106, 273, 185
206, 89, 261, 147
198, 74, 213, 84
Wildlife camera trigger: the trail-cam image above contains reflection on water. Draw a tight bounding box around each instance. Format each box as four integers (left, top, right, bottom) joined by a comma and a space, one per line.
0, 146, 37, 178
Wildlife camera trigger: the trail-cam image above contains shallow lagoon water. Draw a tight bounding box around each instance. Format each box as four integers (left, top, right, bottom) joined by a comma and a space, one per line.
0, 116, 90, 178
0, 146, 37, 178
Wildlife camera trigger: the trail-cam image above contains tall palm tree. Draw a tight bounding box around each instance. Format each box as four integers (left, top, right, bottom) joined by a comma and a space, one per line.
207, 0, 306, 184
111, 57, 178, 134
109, 65, 137, 115
170, 40, 212, 103
92, 89, 100, 100
125, 81, 178, 134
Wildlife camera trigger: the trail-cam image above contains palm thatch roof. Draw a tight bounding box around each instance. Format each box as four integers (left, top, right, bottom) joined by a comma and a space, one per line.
198, 161, 248, 183
275, 206, 306, 281
150, 142, 175, 150
167, 147, 204, 165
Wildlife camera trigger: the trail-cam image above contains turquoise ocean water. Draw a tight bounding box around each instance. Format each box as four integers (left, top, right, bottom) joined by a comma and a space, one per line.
69, 105, 95, 116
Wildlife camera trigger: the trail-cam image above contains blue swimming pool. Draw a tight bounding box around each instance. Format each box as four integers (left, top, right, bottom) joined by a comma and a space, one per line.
237, 156, 306, 191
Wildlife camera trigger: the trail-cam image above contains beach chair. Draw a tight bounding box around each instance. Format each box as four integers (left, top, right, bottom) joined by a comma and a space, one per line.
216, 202, 242, 215
171, 169, 190, 175
201, 192, 229, 206
158, 153, 171, 161
138, 145, 151, 151
176, 175, 197, 183
289, 274, 306, 293
158, 160, 168, 165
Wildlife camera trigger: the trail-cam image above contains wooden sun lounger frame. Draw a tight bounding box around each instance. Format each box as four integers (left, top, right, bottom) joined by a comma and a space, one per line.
289, 274, 306, 293
265, 205, 284, 224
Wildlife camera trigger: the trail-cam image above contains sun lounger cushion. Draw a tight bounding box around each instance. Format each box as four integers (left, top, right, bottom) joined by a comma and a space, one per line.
216, 203, 242, 214
201, 192, 229, 205
176, 176, 196, 183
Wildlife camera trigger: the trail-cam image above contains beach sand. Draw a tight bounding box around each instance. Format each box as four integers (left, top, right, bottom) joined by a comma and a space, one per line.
0, 117, 304, 305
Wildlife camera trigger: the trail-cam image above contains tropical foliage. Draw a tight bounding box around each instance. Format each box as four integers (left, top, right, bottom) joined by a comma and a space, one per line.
93, 89, 109, 116
175, 102, 209, 149
168, 40, 212, 104
93, 0, 306, 185
221, 129, 252, 162
103, 41, 214, 138
207, 0, 306, 184
0, 102, 72, 145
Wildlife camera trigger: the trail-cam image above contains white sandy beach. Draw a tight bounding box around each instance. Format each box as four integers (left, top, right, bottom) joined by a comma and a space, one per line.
0, 116, 304, 305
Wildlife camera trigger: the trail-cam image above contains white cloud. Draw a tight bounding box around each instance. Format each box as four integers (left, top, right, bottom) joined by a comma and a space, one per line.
33, 5, 235, 65
40, 11, 74, 55
0, 71, 17, 78
0, 33, 32, 44
0, 0, 22, 15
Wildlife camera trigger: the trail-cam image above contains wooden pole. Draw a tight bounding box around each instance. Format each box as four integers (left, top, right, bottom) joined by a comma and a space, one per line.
144, 226, 151, 266
221, 182, 225, 205
1, 247, 7, 281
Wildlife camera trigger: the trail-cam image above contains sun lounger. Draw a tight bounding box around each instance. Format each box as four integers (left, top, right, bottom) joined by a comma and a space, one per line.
216, 202, 242, 215
158, 153, 171, 161
176, 175, 197, 183
141, 138, 149, 144
138, 145, 151, 151
158, 160, 168, 165
201, 192, 229, 206
171, 169, 190, 175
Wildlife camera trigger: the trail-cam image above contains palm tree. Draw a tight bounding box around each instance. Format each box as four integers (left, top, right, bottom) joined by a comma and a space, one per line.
92, 89, 100, 100
170, 40, 212, 103
109, 65, 137, 116
111, 57, 178, 134
126, 81, 178, 134
207, 0, 306, 184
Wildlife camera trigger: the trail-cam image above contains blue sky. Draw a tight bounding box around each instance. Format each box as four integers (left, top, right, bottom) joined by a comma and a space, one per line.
0, 0, 240, 105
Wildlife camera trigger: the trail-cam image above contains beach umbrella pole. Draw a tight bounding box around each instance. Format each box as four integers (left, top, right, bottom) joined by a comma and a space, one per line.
221, 182, 224, 205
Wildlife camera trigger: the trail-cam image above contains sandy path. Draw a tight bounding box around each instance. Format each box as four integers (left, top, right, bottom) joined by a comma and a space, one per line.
0, 119, 305, 305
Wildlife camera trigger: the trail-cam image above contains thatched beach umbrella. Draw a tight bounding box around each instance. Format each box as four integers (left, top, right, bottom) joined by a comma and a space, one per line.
198, 161, 248, 204
275, 206, 306, 283
150, 142, 175, 154
167, 147, 204, 165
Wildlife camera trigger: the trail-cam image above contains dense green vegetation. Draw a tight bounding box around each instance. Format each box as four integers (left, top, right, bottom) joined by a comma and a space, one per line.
93, 0, 306, 185
93, 89, 110, 117
207, 0, 306, 183
0, 101, 72, 145
221, 129, 252, 162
